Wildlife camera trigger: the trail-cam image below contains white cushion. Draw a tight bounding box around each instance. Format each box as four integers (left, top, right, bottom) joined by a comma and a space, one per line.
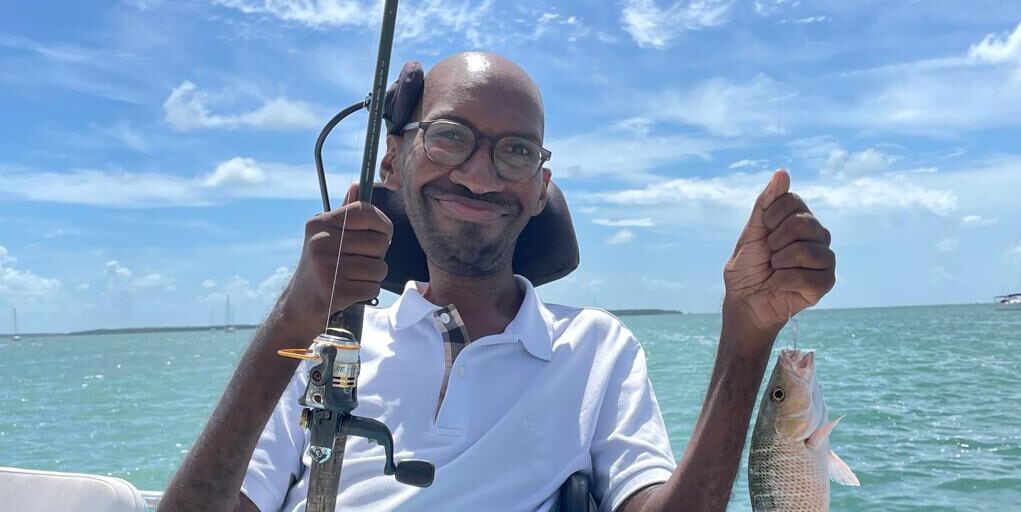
0, 466, 147, 512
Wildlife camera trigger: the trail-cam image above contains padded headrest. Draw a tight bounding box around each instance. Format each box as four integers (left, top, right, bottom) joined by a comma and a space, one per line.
371, 181, 579, 294
383, 61, 425, 136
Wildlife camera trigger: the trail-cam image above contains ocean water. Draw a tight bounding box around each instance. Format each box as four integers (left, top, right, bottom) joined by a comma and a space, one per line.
1, 304, 1018, 511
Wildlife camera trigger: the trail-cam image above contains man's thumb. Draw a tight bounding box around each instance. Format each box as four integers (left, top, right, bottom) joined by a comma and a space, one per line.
343, 183, 360, 206
759, 169, 790, 208
745, 169, 790, 227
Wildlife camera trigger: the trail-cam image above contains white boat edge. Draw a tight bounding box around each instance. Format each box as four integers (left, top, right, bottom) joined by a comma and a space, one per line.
994, 293, 1021, 311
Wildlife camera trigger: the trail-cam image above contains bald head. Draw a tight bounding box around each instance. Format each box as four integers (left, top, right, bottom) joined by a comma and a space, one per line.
419, 52, 545, 139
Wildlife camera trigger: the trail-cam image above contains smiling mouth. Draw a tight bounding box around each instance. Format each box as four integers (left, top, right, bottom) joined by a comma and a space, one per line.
431, 194, 508, 223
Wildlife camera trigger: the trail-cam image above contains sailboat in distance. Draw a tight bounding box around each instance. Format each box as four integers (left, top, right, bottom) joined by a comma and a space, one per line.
225, 294, 236, 332
11, 307, 20, 341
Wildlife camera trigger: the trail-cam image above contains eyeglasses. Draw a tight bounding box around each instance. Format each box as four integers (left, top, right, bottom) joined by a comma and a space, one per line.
402, 119, 552, 182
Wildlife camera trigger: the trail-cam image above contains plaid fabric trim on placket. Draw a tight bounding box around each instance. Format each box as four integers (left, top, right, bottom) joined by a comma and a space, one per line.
432, 305, 471, 419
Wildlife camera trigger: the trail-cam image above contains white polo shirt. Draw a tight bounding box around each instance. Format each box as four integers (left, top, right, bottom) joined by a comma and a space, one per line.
242, 276, 676, 512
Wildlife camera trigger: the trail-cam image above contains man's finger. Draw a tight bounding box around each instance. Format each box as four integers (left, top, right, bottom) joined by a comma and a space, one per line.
745, 169, 791, 229
767, 212, 830, 251
770, 242, 835, 270
762, 192, 811, 231
312, 202, 394, 236
769, 268, 836, 297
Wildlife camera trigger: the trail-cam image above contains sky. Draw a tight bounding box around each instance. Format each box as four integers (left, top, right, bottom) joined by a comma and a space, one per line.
2, 0, 1021, 333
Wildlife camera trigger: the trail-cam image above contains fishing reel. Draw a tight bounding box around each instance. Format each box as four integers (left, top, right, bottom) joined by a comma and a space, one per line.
279, 327, 435, 488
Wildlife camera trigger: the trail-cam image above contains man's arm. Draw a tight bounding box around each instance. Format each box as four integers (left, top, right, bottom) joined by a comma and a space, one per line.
617, 309, 777, 512
619, 170, 835, 512
159, 195, 393, 512
159, 303, 305, 512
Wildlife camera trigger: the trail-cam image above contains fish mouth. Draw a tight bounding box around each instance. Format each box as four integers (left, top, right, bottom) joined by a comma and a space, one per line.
779, 349, 815, 381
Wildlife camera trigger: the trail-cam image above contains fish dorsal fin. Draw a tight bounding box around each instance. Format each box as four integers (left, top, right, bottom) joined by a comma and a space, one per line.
828, 450, 861, 486
806, 415, 843, 450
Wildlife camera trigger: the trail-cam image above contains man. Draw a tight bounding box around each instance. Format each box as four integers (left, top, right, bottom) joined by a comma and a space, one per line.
160, 52, 835, 512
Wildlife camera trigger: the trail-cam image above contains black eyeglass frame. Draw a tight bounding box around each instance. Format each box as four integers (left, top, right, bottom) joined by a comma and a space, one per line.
402, 120, 552, 182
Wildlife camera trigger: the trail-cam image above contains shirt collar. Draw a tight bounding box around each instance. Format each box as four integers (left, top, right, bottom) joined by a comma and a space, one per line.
386, 275, 554, 362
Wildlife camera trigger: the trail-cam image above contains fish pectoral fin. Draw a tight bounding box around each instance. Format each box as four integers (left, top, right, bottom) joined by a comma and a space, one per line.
806, 415, 843, 450
828, 450, 861, 487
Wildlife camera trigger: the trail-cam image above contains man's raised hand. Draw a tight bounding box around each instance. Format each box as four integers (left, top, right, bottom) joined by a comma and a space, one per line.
723, 170, 835, 338
278, 184, 393, 344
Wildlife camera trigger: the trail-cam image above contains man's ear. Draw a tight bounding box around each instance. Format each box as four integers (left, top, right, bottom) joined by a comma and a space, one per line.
532, 167, 552, 217
380, 134, 403, 191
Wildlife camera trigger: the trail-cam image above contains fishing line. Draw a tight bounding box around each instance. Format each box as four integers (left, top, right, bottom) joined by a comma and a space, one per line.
324, 168, 360, 332
777, 88, 799, 352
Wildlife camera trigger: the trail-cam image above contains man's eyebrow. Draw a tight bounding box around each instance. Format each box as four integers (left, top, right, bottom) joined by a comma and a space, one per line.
426, 113, 542, 143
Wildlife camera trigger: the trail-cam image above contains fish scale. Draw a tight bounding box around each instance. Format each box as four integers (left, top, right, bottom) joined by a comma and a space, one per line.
749, 425, 831, 511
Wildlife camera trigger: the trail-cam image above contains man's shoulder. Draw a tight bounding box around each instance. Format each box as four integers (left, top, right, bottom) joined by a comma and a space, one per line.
544, 303, 640, 349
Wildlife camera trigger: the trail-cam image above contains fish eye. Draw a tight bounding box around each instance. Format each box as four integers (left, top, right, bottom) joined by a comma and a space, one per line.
771, 387, 785, 402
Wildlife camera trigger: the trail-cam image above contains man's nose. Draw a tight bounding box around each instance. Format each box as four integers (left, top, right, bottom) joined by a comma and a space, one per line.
448, 140, 505, 195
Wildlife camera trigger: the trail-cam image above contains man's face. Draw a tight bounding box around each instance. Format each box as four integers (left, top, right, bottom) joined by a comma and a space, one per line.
390, 75, 549, 277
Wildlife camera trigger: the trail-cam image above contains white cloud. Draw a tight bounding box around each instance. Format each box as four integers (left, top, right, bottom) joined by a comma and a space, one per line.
0, 246, 61, 301
593, 218, 655, 227
0, 247, 14, 265
0, 156, 329, 208
642, 275, 687, 290
202, 279, 217, 288
200, 266, 292, 306
549, 129, 730, 181
607, 229, 636, 245
729, 159, 769, 170
217, 0, 499, 46
106, 260, 133, 278
962, 214, 998, 227
584, 171, 958, 220
203, 157, 268, 187
528, 10, 590, 42
163, 81, 319, 131
968, 21, 1021, 70
930, 265, 957, 283
792, 16, 829, 24
649, 75, 782, 137
800, 176, 957, 216
214, 0, 375, 29
822, 148, 900, 178
0, 167, 206, 208
830, 25, 1021, 134
937, 238, 959, 252
621, 0, 733, 49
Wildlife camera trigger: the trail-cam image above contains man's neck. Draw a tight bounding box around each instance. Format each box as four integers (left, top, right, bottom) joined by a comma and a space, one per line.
422, 264, 523, 341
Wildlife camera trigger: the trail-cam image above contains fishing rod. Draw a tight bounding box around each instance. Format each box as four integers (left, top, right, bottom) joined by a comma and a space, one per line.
277, 1, 435, 510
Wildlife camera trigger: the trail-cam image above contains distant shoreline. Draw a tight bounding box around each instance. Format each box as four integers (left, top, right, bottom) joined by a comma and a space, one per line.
4, 311, 685, 337
607, 308, 684, 317
4, 302, 1007, 337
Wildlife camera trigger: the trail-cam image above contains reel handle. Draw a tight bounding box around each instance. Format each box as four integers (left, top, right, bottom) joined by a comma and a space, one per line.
342, 415, 436, 488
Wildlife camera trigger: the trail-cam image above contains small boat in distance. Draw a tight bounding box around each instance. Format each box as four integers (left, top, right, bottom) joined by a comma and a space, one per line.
994, 293, 1021, 311
225, 294, 236, 332
11, 307, 20, 341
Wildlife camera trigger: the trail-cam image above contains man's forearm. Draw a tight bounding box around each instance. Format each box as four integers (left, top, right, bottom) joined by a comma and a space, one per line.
635, 308, 778, 512
159, 298, 310, 512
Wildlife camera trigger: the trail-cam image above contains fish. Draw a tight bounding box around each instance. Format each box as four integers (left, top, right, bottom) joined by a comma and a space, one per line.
748, 349, 860, 511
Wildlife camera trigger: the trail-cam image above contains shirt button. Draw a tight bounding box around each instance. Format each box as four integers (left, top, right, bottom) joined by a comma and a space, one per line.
439, 312, 452, 324
456, 365, 466, 378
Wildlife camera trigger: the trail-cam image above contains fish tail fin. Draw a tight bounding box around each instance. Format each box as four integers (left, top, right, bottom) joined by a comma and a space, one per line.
828, 450, 860, 486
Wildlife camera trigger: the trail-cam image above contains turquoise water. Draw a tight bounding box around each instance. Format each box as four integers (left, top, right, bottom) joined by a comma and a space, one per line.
1, 304, 1018, 511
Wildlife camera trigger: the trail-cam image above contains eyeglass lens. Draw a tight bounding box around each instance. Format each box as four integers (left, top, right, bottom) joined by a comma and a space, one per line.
422, 120, 543, 181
